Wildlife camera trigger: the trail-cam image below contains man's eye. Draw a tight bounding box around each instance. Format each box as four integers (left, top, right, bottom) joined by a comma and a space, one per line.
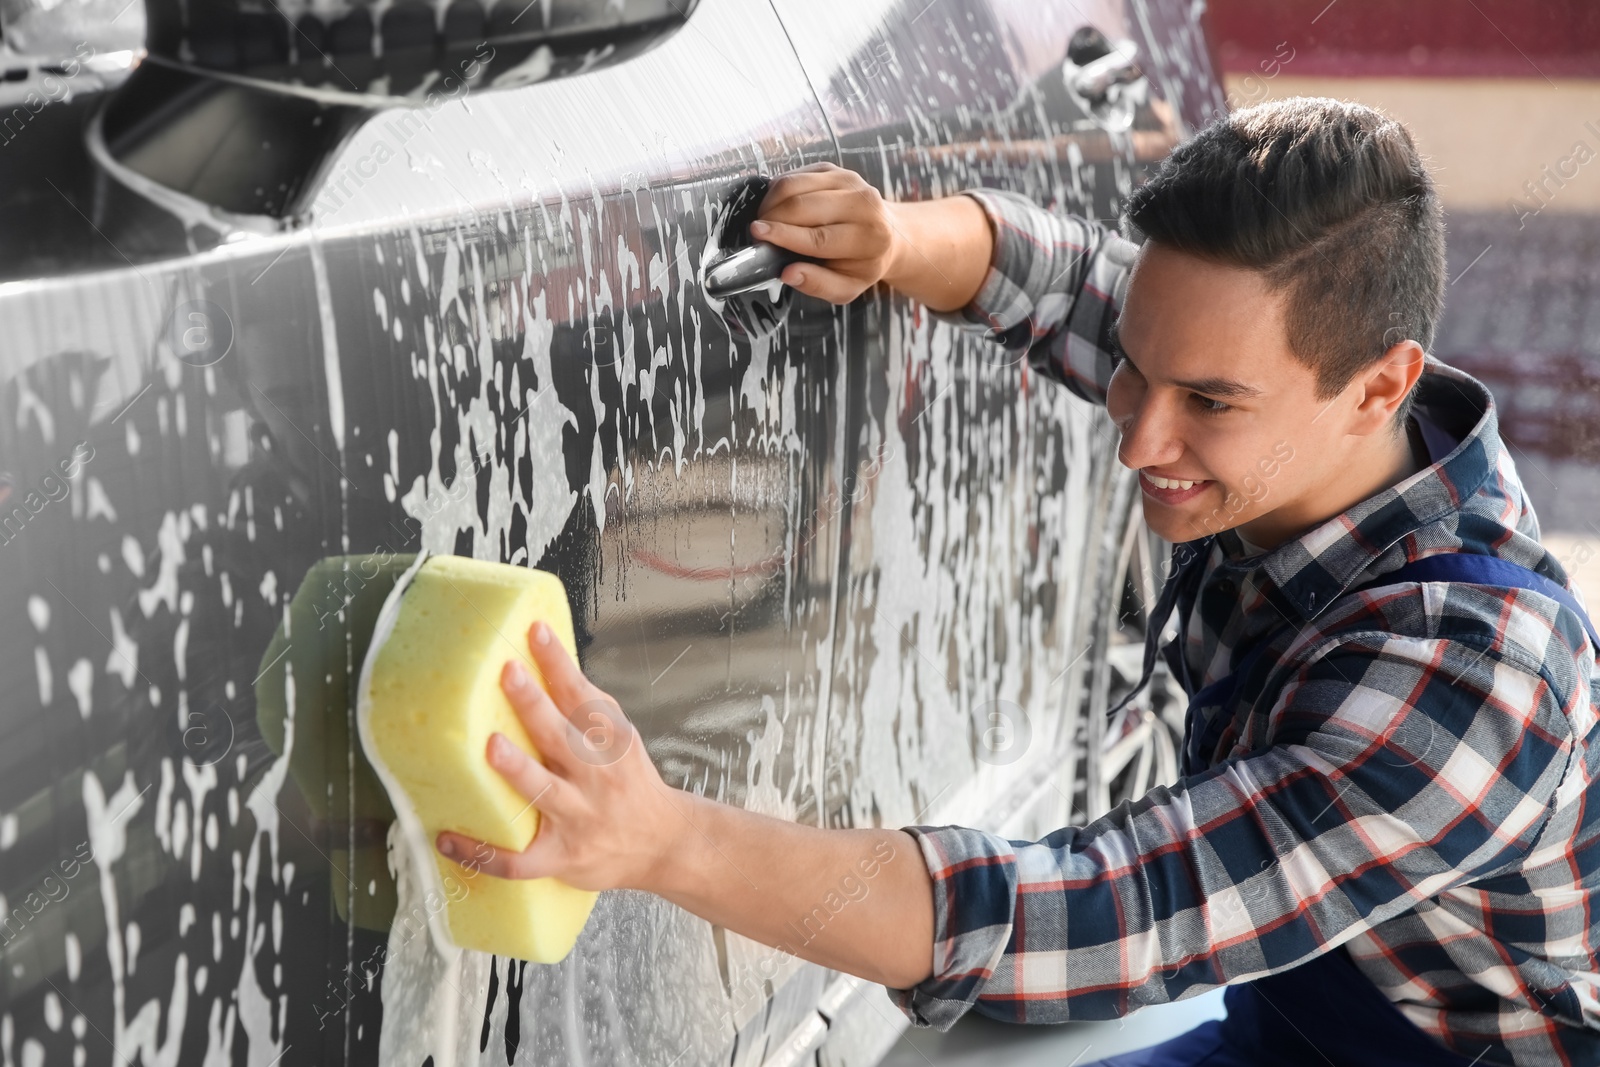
1191, 393, 1230, 415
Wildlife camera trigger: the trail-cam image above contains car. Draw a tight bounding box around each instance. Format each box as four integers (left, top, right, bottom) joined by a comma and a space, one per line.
0, 1, 1223, 1063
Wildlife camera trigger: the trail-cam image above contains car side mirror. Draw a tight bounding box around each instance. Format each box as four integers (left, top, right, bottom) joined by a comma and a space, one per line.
141, 0, 699, 102
82, 0, 700, 230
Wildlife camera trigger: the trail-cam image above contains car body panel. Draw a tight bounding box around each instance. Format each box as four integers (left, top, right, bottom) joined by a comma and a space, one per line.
0, 1, 1222, 1063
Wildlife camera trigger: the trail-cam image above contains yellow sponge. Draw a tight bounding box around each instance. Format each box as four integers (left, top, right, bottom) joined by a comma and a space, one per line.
359, 553, 598, 963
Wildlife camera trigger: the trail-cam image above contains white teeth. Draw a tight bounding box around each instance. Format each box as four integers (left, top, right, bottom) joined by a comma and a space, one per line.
1147, 475, 1199, 490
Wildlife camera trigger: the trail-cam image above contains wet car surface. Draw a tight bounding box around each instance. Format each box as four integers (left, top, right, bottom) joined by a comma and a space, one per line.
0, 2, 1223, 1064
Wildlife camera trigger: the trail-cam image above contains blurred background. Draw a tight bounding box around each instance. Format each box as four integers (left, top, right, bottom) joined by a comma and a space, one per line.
888, 1, 1600, 1061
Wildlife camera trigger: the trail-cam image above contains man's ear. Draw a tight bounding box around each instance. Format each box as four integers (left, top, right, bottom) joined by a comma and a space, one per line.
1352, 341, 1426, 433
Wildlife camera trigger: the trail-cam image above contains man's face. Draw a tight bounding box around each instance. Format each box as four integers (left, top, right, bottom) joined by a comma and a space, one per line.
1107, 242, 1354, 549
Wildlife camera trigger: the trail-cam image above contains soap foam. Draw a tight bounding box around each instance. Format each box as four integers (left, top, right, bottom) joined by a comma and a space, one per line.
355, 548, 490, 1066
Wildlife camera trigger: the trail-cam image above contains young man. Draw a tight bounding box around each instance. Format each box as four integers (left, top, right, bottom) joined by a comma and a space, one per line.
436, 99, 1599, 1065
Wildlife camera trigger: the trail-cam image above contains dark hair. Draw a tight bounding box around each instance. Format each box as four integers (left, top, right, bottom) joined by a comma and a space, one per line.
1124, 97, 1444, 426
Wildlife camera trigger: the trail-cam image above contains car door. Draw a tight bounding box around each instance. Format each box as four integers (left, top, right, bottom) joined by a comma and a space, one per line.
0, 1, 858, 1064
295, 6, 854, 1062
762, 2, 1222, 1061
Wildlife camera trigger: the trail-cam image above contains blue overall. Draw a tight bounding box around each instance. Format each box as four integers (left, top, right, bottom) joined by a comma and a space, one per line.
1086, 551, 1599, 1067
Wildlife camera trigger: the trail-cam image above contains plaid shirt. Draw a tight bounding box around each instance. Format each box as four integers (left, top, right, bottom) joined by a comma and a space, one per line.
890, 188, 1600, 1066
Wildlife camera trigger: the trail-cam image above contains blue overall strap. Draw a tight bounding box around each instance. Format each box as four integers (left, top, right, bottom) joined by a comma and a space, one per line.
1180, 633, 1284, 777
1110, 537, 1214, 720
1357, 552, 1598, 652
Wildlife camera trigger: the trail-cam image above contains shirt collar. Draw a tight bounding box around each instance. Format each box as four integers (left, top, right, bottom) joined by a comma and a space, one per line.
1221, 357, 1502, 624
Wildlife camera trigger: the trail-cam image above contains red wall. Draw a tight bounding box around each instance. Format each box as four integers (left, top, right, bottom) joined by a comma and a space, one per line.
1205, 0, 1600, 78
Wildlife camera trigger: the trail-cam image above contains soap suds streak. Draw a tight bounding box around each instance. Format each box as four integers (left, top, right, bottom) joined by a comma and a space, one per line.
356, 550, 493, 1067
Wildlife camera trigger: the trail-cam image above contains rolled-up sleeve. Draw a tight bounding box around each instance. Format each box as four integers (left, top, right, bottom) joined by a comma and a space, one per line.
886, 824, 1020, 1029
885, 634, 1574, 1030
926, 188, 1138, 408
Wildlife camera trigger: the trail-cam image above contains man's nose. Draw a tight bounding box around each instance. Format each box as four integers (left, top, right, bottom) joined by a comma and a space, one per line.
1114, 393, 1184, 471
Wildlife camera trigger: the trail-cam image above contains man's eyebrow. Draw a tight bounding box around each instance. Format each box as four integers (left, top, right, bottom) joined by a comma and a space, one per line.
1106, 318, 1265, 401
1172, 375, 1264, 401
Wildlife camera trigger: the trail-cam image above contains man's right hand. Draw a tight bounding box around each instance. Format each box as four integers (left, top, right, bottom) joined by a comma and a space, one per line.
751, 162, 994, 313
750, 162, 898, 305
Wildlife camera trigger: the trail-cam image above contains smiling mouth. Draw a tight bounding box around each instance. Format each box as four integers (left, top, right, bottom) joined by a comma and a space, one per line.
1142, 473, 1207, 491
1138, 472, 1212, 502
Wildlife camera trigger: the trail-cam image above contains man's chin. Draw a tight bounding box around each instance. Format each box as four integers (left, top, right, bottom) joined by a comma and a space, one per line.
1140, 498, 1228, 545
1137, 504, 1189, 545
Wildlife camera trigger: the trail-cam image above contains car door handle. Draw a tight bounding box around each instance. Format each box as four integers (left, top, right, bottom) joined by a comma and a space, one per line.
703, 241, 820, 300
1069, 37, 1141, 103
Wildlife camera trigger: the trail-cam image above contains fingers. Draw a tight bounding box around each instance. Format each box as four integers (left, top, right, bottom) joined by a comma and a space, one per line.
758, 162, 852, 213
523, 620, 590, 708
432, 728, 571, 877
504, 642, 633, 764
780, 261, 871, 305
749, 218, 882, 261
758, 188, 870, 228
748, 176, 892, 300
754, 187, 889, 253
501, 659, 582, 770
486, 730, 572, 815
435, 826, 562, 880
